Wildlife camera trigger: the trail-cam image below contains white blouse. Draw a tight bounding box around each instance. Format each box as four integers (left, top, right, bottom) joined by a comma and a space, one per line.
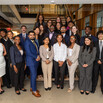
53, 42, 67, 62
68, 48, 73, 56
19, 50, 23, 56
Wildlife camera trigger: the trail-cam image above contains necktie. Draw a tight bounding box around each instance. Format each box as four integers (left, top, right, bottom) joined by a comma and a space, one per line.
99, 40, 102, 59
32, 40, 38, 54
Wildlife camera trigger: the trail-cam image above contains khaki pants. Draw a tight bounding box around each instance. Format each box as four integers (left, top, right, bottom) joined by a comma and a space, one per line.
67, 61, 78, 90
42, 61, 53, 88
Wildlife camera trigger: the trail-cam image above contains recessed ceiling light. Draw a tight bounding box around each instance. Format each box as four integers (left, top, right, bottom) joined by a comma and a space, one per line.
51, 0, 55, 3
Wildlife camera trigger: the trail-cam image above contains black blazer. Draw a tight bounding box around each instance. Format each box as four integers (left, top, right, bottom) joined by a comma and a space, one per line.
95, 41, 103, 63
7, 39, 14, 63
45, 32, 57, 46
10, 45, 24, 66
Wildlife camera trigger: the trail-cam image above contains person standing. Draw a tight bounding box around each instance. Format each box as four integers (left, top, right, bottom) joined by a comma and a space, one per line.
0, 29, 11, 88
7, 31, 14, 86
53, 34, 67, 89
10, 36, 26, 95
92, 30, 103, 94
0, 42, 6, 94
67, 35, 80, 93
24, 31, 41, 97
78, 36, 96, 95
40, 37, 54, 91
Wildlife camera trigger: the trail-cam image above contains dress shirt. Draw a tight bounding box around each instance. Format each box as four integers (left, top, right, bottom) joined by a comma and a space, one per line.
49, 32, 54, 40
53, 42, 67, 62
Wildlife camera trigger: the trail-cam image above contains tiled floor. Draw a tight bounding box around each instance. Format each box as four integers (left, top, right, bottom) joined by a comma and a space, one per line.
0, 79, 103, 103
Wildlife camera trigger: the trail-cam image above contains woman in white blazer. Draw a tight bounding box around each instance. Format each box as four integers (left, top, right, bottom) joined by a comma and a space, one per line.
67, 35, 80, 92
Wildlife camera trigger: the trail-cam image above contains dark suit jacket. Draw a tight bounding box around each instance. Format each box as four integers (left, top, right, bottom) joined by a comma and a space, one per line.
10, 45, 24, 66
95, 41, 103, 63
45, 32, 57, 46
80, 35, 98, 46
7, 39, 14, 63
0, 38, 8, 58
19, 33, 28, 50
24, 38, 39, 66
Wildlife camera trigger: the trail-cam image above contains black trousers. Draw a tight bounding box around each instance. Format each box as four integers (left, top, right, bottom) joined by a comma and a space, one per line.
13, 62, 24, 91
54, 60, 66, 87
92, 62, 103, 91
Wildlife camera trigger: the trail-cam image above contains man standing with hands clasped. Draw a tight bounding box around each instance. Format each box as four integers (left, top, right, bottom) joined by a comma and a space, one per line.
92, 30, 103, 94
24, 31, 41, 97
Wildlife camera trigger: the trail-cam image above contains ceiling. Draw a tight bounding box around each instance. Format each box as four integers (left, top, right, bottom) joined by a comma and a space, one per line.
0, 0, 103, 4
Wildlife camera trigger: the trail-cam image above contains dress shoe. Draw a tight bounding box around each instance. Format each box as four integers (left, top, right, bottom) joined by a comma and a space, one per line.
85, 92, 89, 95
0, 90, 5, 94
30, 88, 40, 93
15, 91, 21, 95
20, 88, 27, 92
45, 88, 48, 91
32, 91, 41, 97
80, 91, 84, 94
61, 87, 64, 89
101, 90, 103, 94
48, 87, 51, 90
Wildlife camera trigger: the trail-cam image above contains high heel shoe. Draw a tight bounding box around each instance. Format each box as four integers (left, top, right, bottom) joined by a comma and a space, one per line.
80, 90, 84, 94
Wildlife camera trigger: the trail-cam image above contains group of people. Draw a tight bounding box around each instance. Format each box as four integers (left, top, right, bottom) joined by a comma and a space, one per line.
0, 14, 103, 97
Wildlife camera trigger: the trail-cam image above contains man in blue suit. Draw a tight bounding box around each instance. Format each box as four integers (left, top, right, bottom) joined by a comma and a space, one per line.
19, 25, 30, 77
24, 31, 41, 97
80, 26, 98, 46
19, 25, 28, 50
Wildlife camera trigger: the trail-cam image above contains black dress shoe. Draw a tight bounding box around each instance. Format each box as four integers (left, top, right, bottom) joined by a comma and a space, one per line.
101, 90, 103, 94
80, 91, 84, 94
45, 88, 48, 91
85, 92, 89, 95
20, 88, 27, 92
16, 91, 21, 95
48, 87, 51, 90
61, 87, 64, 89
0, 90, 5, 94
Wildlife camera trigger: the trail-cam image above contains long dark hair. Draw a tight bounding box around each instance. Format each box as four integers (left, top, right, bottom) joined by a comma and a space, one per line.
68, 35, 77, 47
65, 16, 72, 27
82, 36, 94, 53
37, 14, 44, 23
43, 36, 51, 51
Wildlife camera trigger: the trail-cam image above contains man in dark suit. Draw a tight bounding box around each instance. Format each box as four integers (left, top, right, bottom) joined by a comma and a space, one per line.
24, 31, 41, 97
45, 24, 57, 46
80, 26, 98, 46
92, 30, 103, 94
61, 25, 70, 46
0, 29, 11, 88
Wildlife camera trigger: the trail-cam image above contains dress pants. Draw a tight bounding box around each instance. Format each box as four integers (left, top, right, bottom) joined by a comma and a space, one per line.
67, 61, 78, 90
28, 61, 39, 92
92, 62, 103, 91
54, 60, 66, 87
42, 61, 53, 88
14, 62, 24, 91
79, 65, 93, 91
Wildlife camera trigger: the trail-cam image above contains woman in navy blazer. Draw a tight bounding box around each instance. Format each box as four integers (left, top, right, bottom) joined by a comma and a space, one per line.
10, 36, 26, 95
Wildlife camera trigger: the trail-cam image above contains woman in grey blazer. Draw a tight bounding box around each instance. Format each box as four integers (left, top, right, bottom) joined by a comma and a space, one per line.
67, 35, 80, 93
78, 36, 96, 95
39, 36, 54, 91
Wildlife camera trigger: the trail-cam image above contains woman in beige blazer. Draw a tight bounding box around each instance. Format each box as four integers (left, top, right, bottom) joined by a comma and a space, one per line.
39, 36, 54, 91
67, 35, 80, 92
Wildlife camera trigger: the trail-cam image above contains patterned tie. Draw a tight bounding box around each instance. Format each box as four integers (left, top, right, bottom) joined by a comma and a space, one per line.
99, 40, 102, 59
32, 40, 38, 54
